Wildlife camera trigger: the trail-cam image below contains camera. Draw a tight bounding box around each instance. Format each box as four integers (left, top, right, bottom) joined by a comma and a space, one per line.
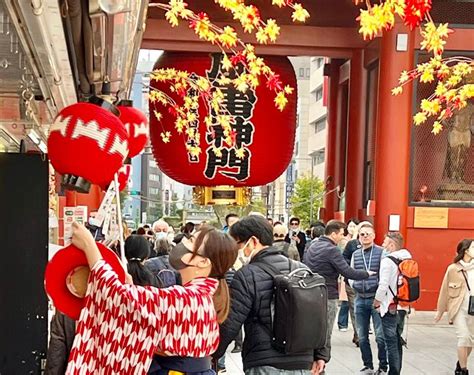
292, 231, 297, 237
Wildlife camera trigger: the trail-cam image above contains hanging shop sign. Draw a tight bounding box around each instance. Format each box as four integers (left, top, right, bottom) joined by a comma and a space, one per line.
149, 52, 297, 187
48, 97, 129, 193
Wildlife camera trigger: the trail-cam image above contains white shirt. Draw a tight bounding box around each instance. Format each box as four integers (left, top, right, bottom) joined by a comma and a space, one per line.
375, 249, 412, 317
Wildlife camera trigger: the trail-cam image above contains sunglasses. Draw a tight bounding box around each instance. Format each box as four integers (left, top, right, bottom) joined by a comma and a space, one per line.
290, 223, 298, 226
359, 232, 374, 237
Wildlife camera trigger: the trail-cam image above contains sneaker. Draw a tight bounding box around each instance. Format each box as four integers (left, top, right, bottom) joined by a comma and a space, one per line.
375, 369, 388, 375
338, 327, 348, 332
360, 367, 375, 374
217, 368, 227, 374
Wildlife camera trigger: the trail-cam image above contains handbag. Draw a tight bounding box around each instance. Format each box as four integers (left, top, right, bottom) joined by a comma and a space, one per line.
461, 271, 474, 316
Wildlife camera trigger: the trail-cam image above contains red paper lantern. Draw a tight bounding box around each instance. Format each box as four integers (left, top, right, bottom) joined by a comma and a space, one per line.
48, 98, 129, 193
117, 164, 132, 192
117, 100, 149, 159
149, 52, 296, 187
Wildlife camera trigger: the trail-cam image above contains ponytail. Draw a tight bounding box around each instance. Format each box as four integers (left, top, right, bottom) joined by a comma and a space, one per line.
127, 260, 162, 287
213, 278, 230, 324
192, 227, 238, 324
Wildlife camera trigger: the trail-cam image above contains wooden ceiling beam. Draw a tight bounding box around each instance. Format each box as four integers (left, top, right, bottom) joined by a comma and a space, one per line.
142, 19, 367, 59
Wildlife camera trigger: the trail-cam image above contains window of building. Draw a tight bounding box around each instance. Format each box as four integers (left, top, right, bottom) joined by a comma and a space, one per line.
314, 116, 326, 133
149, 187, 159, 195
316, 58, 324, 69
149, 174, 160, 182
315, 86, 323, 102
313, 148, 325, 165
149, 159, 156, 168
306, 68, 310, 78
299, 68, 304, 78
294, 141, 299, 156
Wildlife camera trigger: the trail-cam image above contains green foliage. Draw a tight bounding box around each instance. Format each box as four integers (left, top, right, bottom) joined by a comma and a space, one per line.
290, 174, 325, 229
249, 198, 267, 215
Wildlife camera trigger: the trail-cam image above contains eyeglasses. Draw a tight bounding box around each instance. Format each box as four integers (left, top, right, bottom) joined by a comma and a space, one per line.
290, 222, 298, 226
359, 232, 374, 237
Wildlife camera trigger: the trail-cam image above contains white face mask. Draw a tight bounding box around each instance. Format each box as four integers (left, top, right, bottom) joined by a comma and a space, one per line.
155, 232, 167, 240
240, 238, 258, 265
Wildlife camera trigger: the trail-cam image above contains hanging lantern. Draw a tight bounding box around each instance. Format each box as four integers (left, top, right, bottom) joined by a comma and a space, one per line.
149, 52, 297, 188
117, 100, 149, 160
117, 164, 132, 192
48, 97, 129, 193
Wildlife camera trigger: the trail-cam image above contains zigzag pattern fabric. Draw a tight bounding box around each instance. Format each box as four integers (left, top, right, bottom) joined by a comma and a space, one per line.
66, 261, 219, 374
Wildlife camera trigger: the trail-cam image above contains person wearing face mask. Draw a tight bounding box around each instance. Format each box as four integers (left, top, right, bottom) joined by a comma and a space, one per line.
213, 215, 329, 375
436, 239, 474, 375
350, 223, 388, 375
66, 222, 237, 375
285, 217, 306, 259
153, 219, 172, 242
373, 232, 411, 375
285, 217, 307, 260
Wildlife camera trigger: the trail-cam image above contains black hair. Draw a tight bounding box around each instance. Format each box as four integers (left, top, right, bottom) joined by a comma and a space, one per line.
172, 233, 190, 246
125, 235, 161, 287
347, 218, 360, 226
325, 220, 346, 236
290, 217, 300, 225
229, 216, 273, 246
454, 239, 474, 263
310, 220, 325, 228
182, 222, 195, 234
143, 224, 150, 229
225, 213, 239, 225
311, 225, 325, 239
136, 227, 146, 235
273, 221, 282, 227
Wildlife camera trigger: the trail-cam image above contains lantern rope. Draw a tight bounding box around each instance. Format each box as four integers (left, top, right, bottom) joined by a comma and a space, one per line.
114, 173, 127, 265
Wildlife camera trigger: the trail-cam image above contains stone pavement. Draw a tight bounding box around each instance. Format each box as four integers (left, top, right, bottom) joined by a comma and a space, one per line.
223, 311, 474, 374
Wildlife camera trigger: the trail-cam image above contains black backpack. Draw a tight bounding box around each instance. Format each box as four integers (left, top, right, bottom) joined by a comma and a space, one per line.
254, 258, 328, 354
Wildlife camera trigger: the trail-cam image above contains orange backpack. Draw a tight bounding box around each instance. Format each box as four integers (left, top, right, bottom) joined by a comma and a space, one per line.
388, 256, 420, 307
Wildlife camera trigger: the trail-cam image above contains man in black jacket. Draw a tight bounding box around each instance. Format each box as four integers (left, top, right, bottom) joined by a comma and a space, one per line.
304, 220, 371, 361
214, 216, 328, 375
285, 217, 307, 260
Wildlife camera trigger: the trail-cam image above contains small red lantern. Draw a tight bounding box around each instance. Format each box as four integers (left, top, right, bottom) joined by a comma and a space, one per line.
149, 52, 296, 187
48, 97, 129, 193
117, 164, 132, 192
117, 100, 149, 160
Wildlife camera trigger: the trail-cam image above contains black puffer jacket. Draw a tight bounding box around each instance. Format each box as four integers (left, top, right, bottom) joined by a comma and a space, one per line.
214, 246, 329, 371
304, 237, 369, 299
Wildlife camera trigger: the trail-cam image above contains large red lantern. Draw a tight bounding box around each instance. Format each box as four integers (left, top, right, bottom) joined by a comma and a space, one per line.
117, 164, 132, 192
117, 100, 148, 159
48, 97, 129, 193
149, 52, 296, 187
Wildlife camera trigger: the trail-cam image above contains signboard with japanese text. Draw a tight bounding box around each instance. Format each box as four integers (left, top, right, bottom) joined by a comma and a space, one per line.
149, 52, 297, 187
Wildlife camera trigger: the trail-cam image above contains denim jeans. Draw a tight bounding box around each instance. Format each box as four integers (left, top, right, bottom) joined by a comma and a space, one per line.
397, 310, 407, 373
327, 299, 338, 358
338, 301, 349, 328
245, 367, 311, 375
346, 283, 358, 341
355, 296, 387, 370
381, 311, 400, 375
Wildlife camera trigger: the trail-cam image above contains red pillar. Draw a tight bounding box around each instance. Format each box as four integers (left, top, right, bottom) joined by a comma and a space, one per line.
323, 63, 340, 221
345, 50, 366, 221
374, 26, 415, 239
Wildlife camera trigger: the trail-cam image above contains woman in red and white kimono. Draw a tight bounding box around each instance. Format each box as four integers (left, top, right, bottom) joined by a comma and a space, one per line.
66, 222, 237, 375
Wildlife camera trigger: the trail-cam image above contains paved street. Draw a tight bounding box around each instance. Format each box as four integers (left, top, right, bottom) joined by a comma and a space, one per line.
224, 311, 473, 374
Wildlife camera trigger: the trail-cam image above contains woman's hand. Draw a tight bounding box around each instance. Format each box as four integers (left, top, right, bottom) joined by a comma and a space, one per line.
72, 222, 95, 251
434, 311, 443, 323
72, 222, 103, 268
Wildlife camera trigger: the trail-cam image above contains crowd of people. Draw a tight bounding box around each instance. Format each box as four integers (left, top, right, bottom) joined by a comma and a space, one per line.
44, 213, 474, 375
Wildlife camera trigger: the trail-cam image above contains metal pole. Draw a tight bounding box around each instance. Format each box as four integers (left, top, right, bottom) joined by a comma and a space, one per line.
309, 156, 314, 225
